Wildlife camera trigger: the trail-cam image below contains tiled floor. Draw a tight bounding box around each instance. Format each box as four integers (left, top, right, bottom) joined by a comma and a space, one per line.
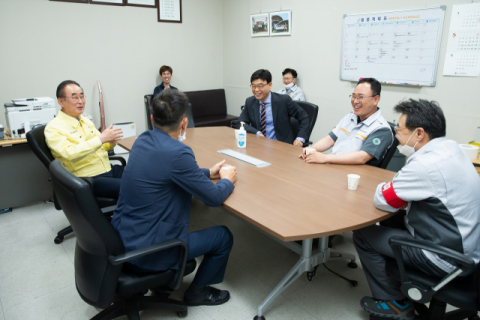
0, 198, 462, 320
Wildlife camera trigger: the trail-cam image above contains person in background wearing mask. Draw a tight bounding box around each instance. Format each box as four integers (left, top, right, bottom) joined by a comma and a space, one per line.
300, 78, 393, 166
153, 65, 177, 96
353, 99, 480, 320
277, 68, 305, 101
112, 89, 237, 306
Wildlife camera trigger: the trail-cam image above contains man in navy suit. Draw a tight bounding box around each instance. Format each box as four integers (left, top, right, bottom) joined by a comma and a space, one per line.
111, 90, 237, 306
237, 69, 309, 146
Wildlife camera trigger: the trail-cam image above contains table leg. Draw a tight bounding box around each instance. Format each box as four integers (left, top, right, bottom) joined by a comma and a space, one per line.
253, 238, 327, 320
328, 249, 356, 263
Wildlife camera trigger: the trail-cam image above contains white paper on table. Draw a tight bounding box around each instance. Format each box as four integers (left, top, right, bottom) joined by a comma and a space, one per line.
443, 2, 480, 77
217, 149, 271, 168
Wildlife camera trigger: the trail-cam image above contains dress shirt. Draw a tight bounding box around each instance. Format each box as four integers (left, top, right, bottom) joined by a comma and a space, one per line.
256, 93, 305, 143
45, 110, 114, 177
256, 93, 276, 140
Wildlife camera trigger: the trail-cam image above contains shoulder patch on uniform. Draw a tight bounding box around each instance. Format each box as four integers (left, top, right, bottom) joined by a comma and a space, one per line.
373, 138, 381, 145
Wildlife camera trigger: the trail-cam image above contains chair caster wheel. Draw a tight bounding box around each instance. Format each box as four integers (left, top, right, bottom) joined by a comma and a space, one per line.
253, 316, 266, 320
177, 310, 188, 318
54, 236, 64, 244
348, 262, 357, 268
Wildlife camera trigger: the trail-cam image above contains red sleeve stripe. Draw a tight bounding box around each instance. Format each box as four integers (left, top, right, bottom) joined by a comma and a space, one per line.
381, 181, 407, 209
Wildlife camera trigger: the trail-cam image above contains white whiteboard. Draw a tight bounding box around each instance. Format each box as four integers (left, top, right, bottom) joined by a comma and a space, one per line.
340, 6, 446, 87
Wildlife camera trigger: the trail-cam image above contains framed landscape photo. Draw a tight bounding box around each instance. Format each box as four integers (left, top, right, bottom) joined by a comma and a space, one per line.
250, 13, 270, 37
158, 0, 182, 23
126, 0, 156, 8
89, 0, 125, 6
270, 11, 292, 36
49, 0, 88, 3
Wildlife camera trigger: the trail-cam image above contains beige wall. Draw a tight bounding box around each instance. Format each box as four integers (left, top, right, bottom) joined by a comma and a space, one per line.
1, 0, 478, 144
0, 0, 224, 132
223, 0, 479, 144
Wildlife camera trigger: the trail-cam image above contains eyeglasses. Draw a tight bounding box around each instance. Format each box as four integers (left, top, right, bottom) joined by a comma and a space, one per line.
349, 94, 377, 102
394, 124, 416, 133
63, 94, 85, 101
250, 84, 269, 90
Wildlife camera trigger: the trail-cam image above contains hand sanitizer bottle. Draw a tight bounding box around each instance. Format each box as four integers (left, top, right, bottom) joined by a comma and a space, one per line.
237, 122, 246, 148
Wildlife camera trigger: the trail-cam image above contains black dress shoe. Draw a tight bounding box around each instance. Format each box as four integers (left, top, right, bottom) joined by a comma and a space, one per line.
185, 287, 230, 306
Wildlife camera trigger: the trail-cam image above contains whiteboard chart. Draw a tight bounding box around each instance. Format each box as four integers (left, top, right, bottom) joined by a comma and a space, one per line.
340, 6, 446, 86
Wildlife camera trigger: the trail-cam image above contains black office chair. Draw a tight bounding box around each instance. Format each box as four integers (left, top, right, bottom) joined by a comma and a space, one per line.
384, 236, 479, 320
373, 122, 399, 169
26, 125, 126, 244
49, 160, 197, 320
145, 94, 195, 130
289, 101, 319, 147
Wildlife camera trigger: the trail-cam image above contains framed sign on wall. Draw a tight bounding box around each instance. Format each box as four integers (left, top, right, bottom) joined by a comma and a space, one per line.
49, 0, 88, 3
126, 0, 156, 8
89, 0, 125, 6
158, 0, 182, 23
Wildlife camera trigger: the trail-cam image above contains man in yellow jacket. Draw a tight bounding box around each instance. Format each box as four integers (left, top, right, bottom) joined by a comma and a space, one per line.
45, 80, 124, 198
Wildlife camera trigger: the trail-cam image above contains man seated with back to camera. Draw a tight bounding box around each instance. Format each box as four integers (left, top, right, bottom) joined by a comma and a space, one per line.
45, 80, 124, 199
300, 78, 393, 165
237, 69, 309, 147
277, 68, 305, 101
353, 99, 480, 320
111, 89, 237, 306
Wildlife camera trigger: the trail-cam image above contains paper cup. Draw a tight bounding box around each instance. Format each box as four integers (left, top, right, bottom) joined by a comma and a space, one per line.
222, 165, 232, 171
305, 147, 316, 156
347, 174, 360, 190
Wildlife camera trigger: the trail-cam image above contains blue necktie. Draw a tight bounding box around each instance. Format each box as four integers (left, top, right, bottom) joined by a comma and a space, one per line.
260, 102, 266, 136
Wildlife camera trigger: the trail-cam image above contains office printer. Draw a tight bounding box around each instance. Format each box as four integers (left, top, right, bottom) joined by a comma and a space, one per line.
4, 97, 56, 136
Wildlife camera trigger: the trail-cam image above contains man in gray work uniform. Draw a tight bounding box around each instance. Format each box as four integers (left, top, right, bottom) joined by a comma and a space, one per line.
354, 99, 480, 320
300, 78, 393, 166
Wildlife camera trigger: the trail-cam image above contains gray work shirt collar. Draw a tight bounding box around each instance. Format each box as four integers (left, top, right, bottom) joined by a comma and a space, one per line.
352, 107, 382, 127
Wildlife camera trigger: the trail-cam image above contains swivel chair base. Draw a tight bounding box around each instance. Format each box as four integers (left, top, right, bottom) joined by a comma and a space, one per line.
54, 226, 73, 244
91, 293, 188, 320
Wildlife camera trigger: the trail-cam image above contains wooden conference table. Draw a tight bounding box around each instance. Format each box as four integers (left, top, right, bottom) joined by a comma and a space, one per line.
118, 127, 396, 319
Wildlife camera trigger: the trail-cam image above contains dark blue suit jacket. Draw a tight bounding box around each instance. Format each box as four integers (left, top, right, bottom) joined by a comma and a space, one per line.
237, 92, 309, 144
111, 129, 234, 271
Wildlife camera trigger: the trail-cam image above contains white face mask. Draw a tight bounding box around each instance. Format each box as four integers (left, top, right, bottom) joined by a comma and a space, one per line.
178, 127, 186, 142
397, 128, 418, 157
284, 82, 294, 90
